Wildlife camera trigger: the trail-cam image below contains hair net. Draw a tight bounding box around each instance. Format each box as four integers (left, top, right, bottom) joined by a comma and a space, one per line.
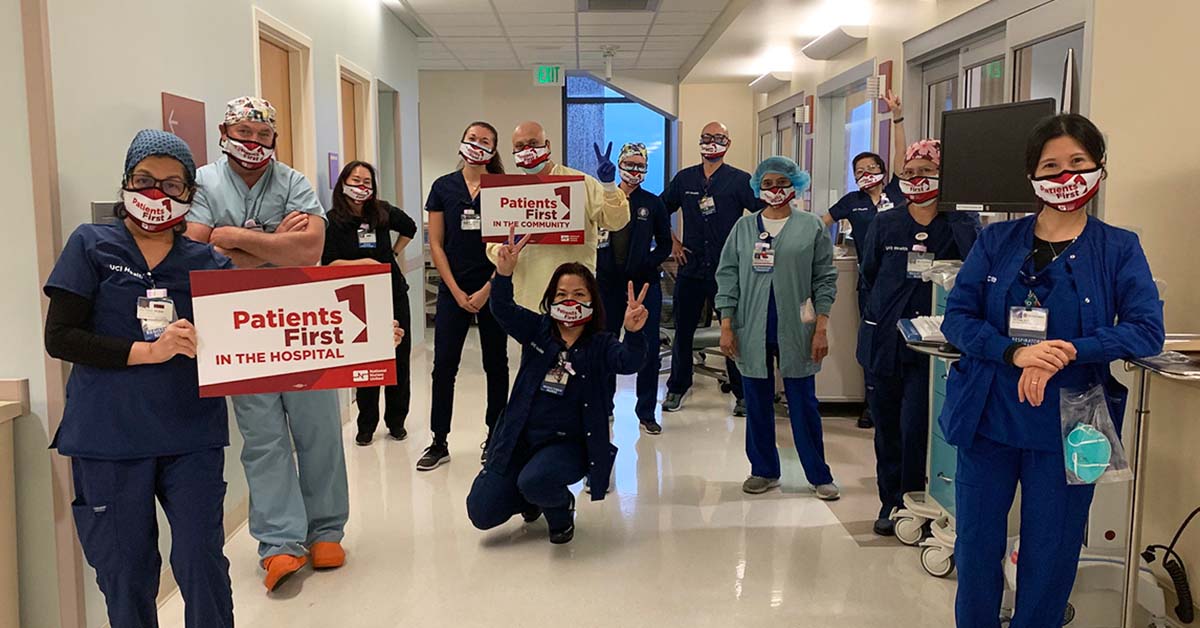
905, 139, 941, 167
123, 129, 197, 184
751, 155, 811, 195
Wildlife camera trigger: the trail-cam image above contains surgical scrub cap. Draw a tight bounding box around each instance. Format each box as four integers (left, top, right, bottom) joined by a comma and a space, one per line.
619, 142, 648, 162
905, 139, 942, 167
223, 96, 277, 129
751, 155, 811, 196
123, 129, 197, 185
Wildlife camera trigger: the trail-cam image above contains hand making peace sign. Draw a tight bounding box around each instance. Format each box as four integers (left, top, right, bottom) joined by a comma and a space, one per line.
623, 281, 650, 332
593, 141, 616, 184
495, 225, 532, 277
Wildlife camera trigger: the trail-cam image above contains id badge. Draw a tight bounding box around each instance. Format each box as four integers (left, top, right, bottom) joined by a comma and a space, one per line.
598, 228, 611, 249
357, 224, 377, 249
461, 209, 482, 231
540, 355, 571, 396
242, 218, 266, 231
907, 251, 935, 278
752, 242, 775, 273
878, 194, 894, 212
699, 195, 716, 216
1008, 307, 1049, 345
137, 291, 175, 341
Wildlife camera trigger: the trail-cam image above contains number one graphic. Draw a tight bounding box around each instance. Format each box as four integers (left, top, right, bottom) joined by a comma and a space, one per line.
554, 185, 571, 221
335, 283, 368, 343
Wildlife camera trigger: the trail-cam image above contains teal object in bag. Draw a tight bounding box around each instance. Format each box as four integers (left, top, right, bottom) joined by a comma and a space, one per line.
1064, 423, 1112, 484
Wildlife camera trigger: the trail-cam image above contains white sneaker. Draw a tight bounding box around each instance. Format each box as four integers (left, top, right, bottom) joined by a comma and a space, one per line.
813, 483, 841, 501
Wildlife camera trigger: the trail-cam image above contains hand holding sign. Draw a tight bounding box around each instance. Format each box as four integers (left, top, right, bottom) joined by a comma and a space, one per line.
393, 320, 405, 348
495, 225, 532, 277
623, 281, 650, 332
594, 141, 616, 184
151, 319, 198, 362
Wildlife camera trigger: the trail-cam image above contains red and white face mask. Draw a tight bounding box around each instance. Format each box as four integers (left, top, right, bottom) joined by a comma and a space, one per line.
343, 184, 373, 203
513, 145, 551, 172
121, 187, 190, 232
899, 176, 940, 206
1031, 167, 1102, 212
856, 172, 886, 191
699, 142, 728, 161
549, 299, 593, 327
459, 141, 494, 166
220, 136, 275, 170
759, 185, 796, 207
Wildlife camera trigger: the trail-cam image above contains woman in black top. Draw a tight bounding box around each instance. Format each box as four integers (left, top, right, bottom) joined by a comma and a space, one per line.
322, 160, 418, 445
419, 121, 510, 471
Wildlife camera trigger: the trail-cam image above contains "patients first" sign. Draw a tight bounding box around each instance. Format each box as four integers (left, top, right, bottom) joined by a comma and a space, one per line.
480, 173, 586, 244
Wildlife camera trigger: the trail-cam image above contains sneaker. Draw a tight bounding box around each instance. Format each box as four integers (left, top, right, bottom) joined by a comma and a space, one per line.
416, 443, 450, 471
733, 398, 747, 417
742, 476, 781, 494
521, 504, 542, 523
480, 439, 489, 464
662, 392, 684, 413
387, 428, 408, 441
857, 406, 874, 429
549, 524, 575, 544
262, 554, 306, 592
814, 483, 841, 501
639, 420, 663, 435
310, 541, 346, 570
873, 517, 896, 536
354, 432, 372, 447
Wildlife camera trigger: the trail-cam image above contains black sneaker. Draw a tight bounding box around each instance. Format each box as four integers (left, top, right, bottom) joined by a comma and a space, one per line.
639, 420, 662, 435
873, 517, 896, 536
858, 406, 874, 429
480, 438, 489, 464
354, 432, 372, 446
416, 443, 450, 471
387, 427, 408, 441
733, 398, 747, 417
521, 504, 542, 523
549, 524, 575, 544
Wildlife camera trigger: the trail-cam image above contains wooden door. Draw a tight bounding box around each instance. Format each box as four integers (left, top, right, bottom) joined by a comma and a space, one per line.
258, 38, 294, 165
340, 78, 358, 163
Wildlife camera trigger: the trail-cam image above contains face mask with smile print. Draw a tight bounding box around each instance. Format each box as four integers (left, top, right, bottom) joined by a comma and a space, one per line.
1031, 167, 1103, 212
899, 176, 940, 206
220, 136, 275, 170
549, 299, 593, 327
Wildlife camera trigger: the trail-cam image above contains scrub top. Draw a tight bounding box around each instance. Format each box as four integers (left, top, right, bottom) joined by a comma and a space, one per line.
662, 163, 761, 279
827, 175, 906, 257
523, 351, 586, 447
189, 156, 326, 231
321, 201, 418, 291
425, 171, 495, 294
597, 186, 673, 284
44, 222, 232, 460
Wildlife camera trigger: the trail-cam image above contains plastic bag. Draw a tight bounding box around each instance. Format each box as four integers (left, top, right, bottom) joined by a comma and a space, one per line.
1060, 384, 1132, 485
921, 260, 964, 291
801, 298, 816, 324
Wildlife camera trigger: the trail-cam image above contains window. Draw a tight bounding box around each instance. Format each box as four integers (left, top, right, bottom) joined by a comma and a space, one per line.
965, 59, 1005, 108
1015, 28, 1084, 108
562, 74, 672, 194
842, 87, 873, 196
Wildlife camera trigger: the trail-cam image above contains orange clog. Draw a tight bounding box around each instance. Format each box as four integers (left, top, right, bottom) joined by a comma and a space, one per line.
310, 541, 346, 570
262, 554, 307, 592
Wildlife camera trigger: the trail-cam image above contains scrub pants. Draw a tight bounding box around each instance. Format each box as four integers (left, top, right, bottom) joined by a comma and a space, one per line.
466, 439, 588, 533
599, 275, 663, 422
742, 346, 834, 485
868, 355, 930, 519
667, 274, 744, 400
430, 287, 510, 440
955, 435, 1095, 627
70, 449, 232, 628
357, 282, 412, 437
233, 389, 349, 560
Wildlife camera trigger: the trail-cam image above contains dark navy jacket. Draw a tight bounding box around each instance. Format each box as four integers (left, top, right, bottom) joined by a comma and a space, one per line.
598, 186, 673, 284
939, 215, 1165, 449
485, 274, 647, 499
856, 209, 981, 376
828, 175, 907, 256
661, 163, 761, 279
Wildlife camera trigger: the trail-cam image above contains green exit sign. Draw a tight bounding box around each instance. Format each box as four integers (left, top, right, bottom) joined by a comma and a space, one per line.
534, 65, 564, 86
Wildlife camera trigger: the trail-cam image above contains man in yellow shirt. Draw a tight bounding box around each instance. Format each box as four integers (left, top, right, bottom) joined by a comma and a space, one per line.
486, 121, 630, 310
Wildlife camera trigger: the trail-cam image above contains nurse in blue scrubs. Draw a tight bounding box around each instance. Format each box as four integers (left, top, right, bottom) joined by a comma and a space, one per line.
858, 137, 981, 536
941, 114, 1164, 626
43, 130, 233, 627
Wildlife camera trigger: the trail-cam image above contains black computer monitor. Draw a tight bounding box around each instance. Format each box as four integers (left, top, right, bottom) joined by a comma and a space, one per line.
938, 98, 1057, 213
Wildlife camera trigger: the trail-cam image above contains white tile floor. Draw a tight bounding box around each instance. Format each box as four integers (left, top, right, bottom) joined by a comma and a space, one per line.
158, 334, 957, 627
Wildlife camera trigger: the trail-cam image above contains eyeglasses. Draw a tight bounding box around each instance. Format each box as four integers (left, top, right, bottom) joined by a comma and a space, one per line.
127, 173, 189, 199
513, 142, 547, 152
900, 165, 939, 178
854, 164, 883, 177
699, 134, 730, 146
620, 162, 648, 173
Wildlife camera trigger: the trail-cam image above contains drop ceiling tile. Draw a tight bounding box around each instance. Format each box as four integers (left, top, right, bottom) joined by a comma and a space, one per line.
640, 35, 701, 50
419, 13, 500, 28
636, 59, 681, 70
577, 37, 644, 51
649, 22, 711, 36
405, 0, 494, 13
492, 0, 575, 12
577, 23, 650, 36
430, 24, 506, 37
579, 50, 638, 60
420, 59, 468, 70
652, 10, 721, 25
658, 0, 727, 10
499, 12, 576, 26
576, 11, 654, 25
505, 25, 577, 37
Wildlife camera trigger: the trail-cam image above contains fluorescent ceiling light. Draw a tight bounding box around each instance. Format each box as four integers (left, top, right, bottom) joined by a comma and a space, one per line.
749, 72, 791, 93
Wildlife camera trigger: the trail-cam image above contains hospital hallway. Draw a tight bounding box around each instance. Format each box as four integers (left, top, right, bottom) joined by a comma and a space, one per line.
157, 332, 956, 627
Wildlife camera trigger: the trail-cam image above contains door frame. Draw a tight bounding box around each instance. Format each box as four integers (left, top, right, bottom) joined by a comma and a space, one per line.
252, 7, 317, 185
335, 55, 377, 172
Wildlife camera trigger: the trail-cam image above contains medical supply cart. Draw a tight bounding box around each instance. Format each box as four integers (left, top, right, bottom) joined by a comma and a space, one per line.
891, 277, 961, 579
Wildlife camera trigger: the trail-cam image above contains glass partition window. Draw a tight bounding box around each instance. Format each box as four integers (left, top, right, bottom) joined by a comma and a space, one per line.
966, 59, 1005, 108
759, 131, 774, 162
1015, 28, 1085, 109
925, 77, 958, 139
843, 87, 873, 195
563, 74, 671, 194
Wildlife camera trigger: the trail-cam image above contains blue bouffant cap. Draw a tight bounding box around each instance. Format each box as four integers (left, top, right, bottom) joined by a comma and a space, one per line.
751, 155, 810, 196
123, 129, 197, 184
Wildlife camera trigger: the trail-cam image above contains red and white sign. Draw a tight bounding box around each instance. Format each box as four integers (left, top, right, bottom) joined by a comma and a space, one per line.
190, 265, 397, 397
481, 173, 586, 244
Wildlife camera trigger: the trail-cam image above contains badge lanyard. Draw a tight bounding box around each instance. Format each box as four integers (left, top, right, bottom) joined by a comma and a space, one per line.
461, 196, 482, 232
906, 231, 935, 279
357, 223, 377, 249
1010, 251, 1056, 346
752, 213, 776, 273
540, 350, 575, 396
137, 288, 176, 341
699, 171, 728, 217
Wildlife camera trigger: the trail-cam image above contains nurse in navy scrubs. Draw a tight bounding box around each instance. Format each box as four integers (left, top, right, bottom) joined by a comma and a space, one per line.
941, 114, 1164, 626
858, 137, 980, 537
43, 130, 233, 627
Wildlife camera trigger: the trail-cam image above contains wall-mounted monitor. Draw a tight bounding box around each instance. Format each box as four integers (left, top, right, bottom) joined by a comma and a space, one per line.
938, 98, 1057, 213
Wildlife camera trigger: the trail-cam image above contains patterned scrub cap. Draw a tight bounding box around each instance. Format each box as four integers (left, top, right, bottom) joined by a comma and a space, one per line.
904, 139, 942, 167
223, 96, 277, 129
619, 142, 648, 161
